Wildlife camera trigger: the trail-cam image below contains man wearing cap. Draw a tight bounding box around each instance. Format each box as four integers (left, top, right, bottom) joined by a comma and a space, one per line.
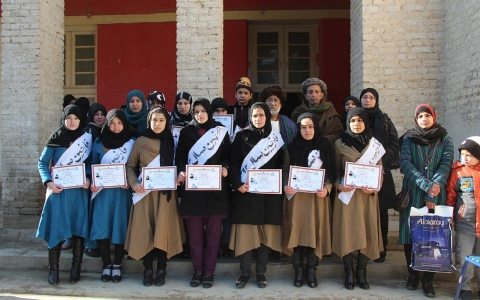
228, 77, 253, 129
291, 78, 343, 145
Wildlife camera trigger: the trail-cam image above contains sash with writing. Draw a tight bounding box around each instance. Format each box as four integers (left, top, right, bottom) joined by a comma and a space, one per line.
240, 131, 284, 183
91, 139, 135, 199
132, 155, 161, 205
188, 126, 228, 165
338, 137, 386, 205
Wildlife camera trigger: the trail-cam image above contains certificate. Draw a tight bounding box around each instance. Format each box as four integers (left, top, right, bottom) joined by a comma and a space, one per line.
247, 169, 282, 194
213, 114, 234, 137
185, 165, 222, 191
92, 164, 127, 188
344, 162, 382, 190
172, 126, 183, 148
51, 163, 86, 189
142, 166, 177, 190
288, 166, 325, 193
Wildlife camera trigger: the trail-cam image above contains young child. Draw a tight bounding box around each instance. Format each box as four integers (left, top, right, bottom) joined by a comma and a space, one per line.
446, 136, 480, 300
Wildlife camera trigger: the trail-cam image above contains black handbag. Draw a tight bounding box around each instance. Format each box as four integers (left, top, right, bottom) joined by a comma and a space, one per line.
393, 140, 440, 212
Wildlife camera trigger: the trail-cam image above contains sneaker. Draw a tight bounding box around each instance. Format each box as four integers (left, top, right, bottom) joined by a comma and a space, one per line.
190, 272, 203, 287
459, 290, 472, 300
421, 279, 435, 298
202, 273, 214, 288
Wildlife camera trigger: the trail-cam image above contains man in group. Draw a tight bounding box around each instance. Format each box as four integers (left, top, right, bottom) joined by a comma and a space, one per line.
291, 78, 343, 145
228, 77, 253, 129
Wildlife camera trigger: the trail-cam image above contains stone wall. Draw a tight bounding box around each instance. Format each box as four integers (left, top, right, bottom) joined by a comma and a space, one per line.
442, 0, 480, 149
1, 0, 64, 215
176, 0, 223, 100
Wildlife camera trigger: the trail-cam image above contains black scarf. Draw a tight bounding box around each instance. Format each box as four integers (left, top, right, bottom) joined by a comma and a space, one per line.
340, 96, 361, 130
46, 105, 85, 148
191, 99, 218, 130
143, 107, 175, 201
100, 109, 132, 149
341, 107, 372, 153
75, 97, 90, 129
360, 88, 383, 119
87, 103, 106, 131
248, 102, 272, 139
402, 124, 447, 146
172, 91, 193, 126
289, 113, 336, 183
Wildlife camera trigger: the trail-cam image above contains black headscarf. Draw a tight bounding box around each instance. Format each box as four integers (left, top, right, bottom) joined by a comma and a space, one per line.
340, 96, 360, 130
211, 97, 228, 112
360, 88, 382, 118
99, 109, 132, 149
86, 103, 107, 136
63, 94, 76, 108
191, 98, 219, 130
248, 102, 272, 139
46, 105, 85, 148
143, 107, 175, 201
288, 112, 336, 183
172, 92, 193, 126
75, 97, 90, 129
341, 107, 372, 153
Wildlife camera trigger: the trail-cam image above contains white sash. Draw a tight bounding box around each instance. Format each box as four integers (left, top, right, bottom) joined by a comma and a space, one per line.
91, 139, 135, 199
231, 125, 242, 142
55, 133, 93, 166
240, 131, 284, 183
188, 126, 228, 165
132, 155, 161, 205
338, 137, 386, 205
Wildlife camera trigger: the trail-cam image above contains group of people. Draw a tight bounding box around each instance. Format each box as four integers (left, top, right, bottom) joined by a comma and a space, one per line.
35, 77, 479, 300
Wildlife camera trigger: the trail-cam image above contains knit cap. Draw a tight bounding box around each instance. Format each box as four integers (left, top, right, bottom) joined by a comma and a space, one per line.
236, 77, 252, 93
459, 136, 480, 161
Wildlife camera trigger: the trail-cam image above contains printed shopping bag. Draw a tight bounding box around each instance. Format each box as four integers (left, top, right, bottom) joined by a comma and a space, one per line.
410, 205, 455, 273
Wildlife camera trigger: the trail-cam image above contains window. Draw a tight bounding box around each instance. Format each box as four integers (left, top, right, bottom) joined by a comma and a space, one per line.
249, 26, 317, 93
64, 29, 97, 101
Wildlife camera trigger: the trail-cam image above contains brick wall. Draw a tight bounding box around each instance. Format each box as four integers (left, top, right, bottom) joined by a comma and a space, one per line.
1, 0, 64, 215
442, 0, 480, 148
176, 0, 223, 100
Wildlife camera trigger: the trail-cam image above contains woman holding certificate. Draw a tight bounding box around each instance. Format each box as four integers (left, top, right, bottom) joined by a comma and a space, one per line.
398, 104, 453, 298
332, 107, 383, 290
282, 112, 336, 288
37, 104, 92, 285
125, 107, 185, 287
175, 98, 230, 288
229, 102, 284, 289
89, 109, 134, 283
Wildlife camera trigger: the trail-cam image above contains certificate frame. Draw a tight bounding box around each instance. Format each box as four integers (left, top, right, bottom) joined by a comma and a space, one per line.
344, 162, 382, 190
247, 169, 282, 195
213, 114, 234, 136
142, 166, 177, 191
91, 164, 127, 188
51, 163, 86, 189
288, 166, 325, 193
185, 165, 222, 191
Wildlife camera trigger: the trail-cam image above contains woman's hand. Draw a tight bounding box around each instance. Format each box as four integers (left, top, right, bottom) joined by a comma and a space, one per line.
221, 167, 228, 177
361, 187, 375, 194
426, 200, 435, 210
132, 183, 146, 194
237, 184, 249, 193
177, 172, 186, 183
91, 184, 100, 192
47, 182, 63, 194
338, 184, 355, 193
316, 188, 328, 198
284, 186, 295, 195
428, 183, 440, 197
82, 178, 90, 190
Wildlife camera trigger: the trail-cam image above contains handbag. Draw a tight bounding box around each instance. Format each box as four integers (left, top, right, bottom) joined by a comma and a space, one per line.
393, 140, 440, 212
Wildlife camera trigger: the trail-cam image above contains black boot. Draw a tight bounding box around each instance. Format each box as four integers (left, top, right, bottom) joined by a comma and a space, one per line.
421, 278, 435, 298
406, 269, 419, 290
69, 237, 84, 284
48, 243, 62, 285
306, 248, 318, 288
292, 247, 304, 287
356, 253, 369, 290
343, 253, 354, 290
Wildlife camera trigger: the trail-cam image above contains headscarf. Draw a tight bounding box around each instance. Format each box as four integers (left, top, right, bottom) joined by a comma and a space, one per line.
125, 90, 148, 135
248, 102, 272, 139
288, 112, 336, 183
172, 91, 193, 126
63, 94, 76, 108
147, 91, 166, 110
74, 97, 90, 129
340, 96, 360, 130
45, 105, 85, 148
191, 98, 218, 129
341, 107, 372, 153
211, 97, 228, 112
87, 103, 107, 127
360, 88, 383, 119
143, 107, 175, 201
402, 104, 447, 146
99, 109, 132, 149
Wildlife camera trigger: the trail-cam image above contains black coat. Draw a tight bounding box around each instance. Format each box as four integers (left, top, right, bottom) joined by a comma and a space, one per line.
176, 124, 230, 216
229, 130, 283, 225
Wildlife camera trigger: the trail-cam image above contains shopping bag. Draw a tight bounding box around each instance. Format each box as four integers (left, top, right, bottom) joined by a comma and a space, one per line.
410, 205, 455, 273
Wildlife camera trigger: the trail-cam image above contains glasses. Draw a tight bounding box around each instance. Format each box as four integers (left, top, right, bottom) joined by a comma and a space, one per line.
266, 99, 280, 104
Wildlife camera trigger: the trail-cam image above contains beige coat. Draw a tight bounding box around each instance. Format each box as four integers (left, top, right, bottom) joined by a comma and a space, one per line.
282, 152, 332, 258
229, 224, 282, 257
124, 137, 185, 260
331, 139, 383, 260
